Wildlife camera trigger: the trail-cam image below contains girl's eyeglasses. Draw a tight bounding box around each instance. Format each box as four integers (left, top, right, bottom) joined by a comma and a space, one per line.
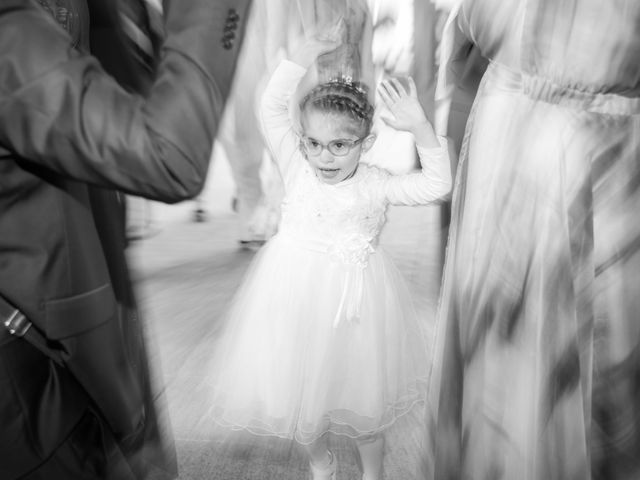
300, 136, 366, 157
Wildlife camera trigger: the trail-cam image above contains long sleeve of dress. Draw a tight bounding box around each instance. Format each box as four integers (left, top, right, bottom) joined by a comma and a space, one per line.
381, 136, 452, 205
259, 59, 308, 182
0, 0, 251, 203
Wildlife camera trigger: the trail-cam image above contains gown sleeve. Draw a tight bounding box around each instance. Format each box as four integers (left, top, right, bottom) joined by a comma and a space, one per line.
259, 59, 308, 182
380, 135, 452, 206
434, 2, 489, 158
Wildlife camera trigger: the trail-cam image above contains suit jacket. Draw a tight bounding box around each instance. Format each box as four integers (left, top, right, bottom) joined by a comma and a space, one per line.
0, 0, 251, 477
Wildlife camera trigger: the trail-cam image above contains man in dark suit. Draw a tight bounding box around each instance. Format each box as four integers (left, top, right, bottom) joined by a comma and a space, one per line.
0, 0, 251, 478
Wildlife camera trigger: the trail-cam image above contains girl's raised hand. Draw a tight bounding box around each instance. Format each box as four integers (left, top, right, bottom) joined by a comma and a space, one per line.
379, 77, 429, 133
290, 20, 345, 69
378, 77, 439, 148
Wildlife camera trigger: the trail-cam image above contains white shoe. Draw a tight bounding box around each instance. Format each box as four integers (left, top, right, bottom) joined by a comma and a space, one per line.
309, 450, 336, 480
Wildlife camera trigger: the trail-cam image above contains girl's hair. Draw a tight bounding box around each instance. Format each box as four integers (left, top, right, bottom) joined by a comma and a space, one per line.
299, 78, 374, 135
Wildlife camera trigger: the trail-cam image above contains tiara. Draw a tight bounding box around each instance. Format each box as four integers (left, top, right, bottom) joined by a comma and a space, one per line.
327, 75, 369, 96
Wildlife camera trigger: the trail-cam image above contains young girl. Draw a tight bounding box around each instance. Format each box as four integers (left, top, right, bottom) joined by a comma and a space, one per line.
205, 39, 451, 480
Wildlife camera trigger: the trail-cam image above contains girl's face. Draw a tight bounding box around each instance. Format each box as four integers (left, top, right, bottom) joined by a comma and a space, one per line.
300, 109, 374, 185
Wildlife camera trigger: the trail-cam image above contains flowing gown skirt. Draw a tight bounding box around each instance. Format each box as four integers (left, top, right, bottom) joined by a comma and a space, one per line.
428, 62, 640, 479
204, 233, 430, 445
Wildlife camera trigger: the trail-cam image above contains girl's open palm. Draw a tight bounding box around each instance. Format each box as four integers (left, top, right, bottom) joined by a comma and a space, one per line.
378, 77, 430, 135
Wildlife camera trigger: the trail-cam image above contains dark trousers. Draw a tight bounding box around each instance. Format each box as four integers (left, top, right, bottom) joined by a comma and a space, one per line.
0, 336, 135, 480
20, 411, 136, 480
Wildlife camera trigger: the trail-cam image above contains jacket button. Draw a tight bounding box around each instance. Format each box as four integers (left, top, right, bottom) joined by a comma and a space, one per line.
222, 39, 233, 50
227, 9, 240, 23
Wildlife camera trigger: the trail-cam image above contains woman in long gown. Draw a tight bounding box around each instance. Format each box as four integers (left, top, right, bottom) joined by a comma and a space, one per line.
425, 1, 640, 479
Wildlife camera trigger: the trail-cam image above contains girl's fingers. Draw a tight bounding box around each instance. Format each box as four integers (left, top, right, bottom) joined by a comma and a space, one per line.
380, 80, 401, 103
378, 84, 395, 108
407, 76, 418, 98
389, 77, 407, 97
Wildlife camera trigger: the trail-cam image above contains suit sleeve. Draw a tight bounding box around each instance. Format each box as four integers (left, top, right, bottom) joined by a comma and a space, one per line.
0, 0, 252, 203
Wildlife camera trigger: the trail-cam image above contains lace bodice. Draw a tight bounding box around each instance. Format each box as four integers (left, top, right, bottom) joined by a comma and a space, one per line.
278, 161, 390, 267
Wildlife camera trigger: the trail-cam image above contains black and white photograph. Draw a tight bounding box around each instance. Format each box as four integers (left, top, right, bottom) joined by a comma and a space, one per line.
1, 1, 639, 479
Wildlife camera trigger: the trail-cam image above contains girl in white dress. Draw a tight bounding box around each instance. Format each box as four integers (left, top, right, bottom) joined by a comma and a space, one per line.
205, 38, 451, 480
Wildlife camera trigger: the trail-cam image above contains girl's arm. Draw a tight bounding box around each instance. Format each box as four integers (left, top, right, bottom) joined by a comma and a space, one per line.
377, 77, 453, 205
259, 34, 341, 179
379, 138, 452, 205
259, 60, 307, 177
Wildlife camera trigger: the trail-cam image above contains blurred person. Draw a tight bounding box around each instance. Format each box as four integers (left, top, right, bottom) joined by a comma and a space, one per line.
424, 1, 640, 479
218, 0, 286, 248
0, 0, 250, 478
191, 0, 276, 249
202, 33, 451, 480
411, 0, 440, 121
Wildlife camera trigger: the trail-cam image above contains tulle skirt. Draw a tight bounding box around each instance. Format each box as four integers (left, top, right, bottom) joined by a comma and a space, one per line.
203, 232, 430, 445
